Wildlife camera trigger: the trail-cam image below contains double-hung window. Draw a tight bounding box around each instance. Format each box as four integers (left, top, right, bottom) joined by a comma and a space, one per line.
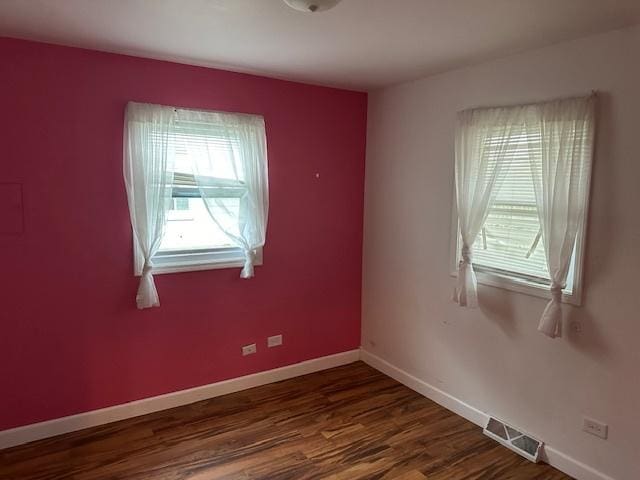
150, 116, 265, 274
452, 96, 594, 311
124, 102, 269, 308
457, 126, 580, 300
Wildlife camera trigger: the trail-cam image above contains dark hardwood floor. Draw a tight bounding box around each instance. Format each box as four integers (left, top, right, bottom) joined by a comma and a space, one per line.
1, 361, 571, 479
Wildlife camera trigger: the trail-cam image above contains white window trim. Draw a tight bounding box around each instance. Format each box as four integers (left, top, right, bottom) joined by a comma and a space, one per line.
448, 189, 589, 306
134, 244, 263, 276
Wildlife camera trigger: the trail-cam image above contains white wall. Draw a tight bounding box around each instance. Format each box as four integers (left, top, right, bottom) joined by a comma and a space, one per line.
362, 25, 640, 480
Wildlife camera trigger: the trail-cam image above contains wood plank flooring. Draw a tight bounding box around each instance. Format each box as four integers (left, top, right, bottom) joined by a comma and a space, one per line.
1, 362, 572, 479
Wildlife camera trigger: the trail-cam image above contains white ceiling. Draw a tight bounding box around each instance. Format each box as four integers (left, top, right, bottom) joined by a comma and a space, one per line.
1, 0, 639, 91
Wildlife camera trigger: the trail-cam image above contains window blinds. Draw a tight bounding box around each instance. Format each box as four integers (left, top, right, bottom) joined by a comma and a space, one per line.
157, 120, 248, 199
471, 127, 551, 284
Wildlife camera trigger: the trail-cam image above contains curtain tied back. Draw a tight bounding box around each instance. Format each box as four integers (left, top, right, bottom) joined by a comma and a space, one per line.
454, 94, 595, 338
124, 102, 269, 309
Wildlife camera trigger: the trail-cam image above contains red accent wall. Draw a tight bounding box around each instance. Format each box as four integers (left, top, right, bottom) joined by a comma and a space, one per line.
0, 38, 366, 430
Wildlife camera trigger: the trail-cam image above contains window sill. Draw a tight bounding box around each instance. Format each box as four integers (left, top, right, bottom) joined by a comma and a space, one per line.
135, 247, 263, 276
450, 267, 581, 306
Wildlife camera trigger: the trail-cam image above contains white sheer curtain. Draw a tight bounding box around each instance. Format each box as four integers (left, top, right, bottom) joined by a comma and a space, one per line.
123, 102, 176, 309
454, 107, 528, 306
176, 108, 268, 278
527, 95, 595, 338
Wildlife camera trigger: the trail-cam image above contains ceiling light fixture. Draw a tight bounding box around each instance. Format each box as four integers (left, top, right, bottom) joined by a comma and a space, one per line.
283, 0, 341, 13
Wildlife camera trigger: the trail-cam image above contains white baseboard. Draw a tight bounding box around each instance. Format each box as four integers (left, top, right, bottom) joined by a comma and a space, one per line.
0, 349, 360, 450
360, 349, 616, 480
360, 349, 488, 426
1, 347, 617, 480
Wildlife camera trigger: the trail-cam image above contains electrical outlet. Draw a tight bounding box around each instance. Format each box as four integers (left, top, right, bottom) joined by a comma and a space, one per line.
242, 343, 257, 356
583, 417, 608, 439
267, 334, 283, 347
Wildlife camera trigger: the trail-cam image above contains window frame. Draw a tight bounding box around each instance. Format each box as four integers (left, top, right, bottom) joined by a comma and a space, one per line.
134, 243, 263, 276
448, 178, 590, 307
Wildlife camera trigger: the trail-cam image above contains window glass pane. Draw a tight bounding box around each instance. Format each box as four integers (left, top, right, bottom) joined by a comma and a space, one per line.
472, 129, 550, 283
159, 198, 235, 252
470, 128, 578, 291
172, 123, 243, 182
155, 122, 246, 254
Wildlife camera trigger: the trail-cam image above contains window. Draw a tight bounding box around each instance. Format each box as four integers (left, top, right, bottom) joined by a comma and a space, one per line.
125, 103, 268, 285
146, 122, 264, 275
452, 98, 593, 307
459, 127, 579, 299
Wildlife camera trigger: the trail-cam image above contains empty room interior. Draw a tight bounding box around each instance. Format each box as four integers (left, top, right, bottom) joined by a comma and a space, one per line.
1, 1, 639, 479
